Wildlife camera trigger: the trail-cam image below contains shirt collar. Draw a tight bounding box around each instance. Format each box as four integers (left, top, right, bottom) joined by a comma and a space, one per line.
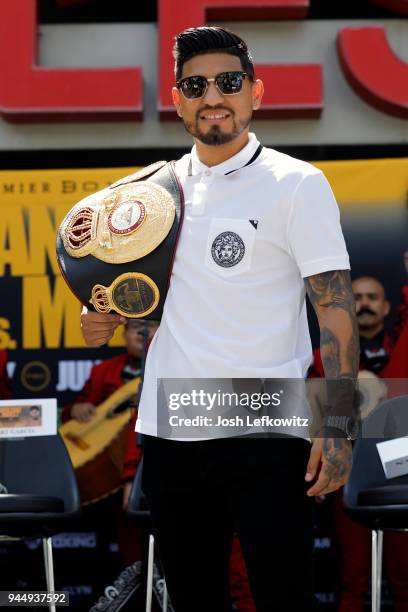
190, 132, 260, 176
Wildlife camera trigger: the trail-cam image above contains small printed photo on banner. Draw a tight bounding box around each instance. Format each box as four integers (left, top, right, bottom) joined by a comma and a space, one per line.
0, 399, 57, 438
0, 405, 42, 428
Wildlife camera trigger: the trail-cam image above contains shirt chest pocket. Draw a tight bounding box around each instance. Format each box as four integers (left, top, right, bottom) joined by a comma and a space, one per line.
204, 218, 258, 278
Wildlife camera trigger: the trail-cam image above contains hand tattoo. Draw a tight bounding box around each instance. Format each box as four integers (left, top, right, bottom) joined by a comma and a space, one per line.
322, 437, 352, 487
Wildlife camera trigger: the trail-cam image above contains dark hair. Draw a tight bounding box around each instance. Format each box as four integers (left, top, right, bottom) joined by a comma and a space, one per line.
173, 26, 254, 82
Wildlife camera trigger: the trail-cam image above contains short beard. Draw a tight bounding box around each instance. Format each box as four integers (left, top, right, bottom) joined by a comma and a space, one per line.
183, 111, 252, 146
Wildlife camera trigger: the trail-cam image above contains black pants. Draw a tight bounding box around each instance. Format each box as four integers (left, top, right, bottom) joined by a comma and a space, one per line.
142, 434, 317, 612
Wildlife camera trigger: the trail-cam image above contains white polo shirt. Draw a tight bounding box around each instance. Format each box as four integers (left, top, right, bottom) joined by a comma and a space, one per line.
136, 132, 350, 438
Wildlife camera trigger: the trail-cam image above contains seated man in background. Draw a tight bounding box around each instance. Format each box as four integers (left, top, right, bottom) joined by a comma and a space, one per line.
62, 319, 157, 424
311, 275, 408, 378
310, 271, 408, 612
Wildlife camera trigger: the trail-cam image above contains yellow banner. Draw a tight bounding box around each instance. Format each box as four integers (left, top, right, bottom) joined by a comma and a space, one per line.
0, 158, 406, 351
0, 167, 140, 350
315, 158, 408, 205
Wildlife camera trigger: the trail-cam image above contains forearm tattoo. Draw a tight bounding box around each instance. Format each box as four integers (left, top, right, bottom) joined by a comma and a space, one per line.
305, 270, 358, 482
305, 270, 359, 379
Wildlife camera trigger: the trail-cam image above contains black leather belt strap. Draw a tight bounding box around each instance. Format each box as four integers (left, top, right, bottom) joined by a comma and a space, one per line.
112, 161, 185, 320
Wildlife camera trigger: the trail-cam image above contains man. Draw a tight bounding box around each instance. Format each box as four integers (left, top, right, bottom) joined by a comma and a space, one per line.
80, 27, 358, 611
62, 319, 156, 423
24, 406, 42, 426
311, 274, 408, 378
354, 276, 392, 371
312, 275, 408, 612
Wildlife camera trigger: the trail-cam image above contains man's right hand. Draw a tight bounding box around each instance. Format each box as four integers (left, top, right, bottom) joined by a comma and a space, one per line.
81, 306, 125, 346
305, 437, 352, 497
71, 402, 97, 422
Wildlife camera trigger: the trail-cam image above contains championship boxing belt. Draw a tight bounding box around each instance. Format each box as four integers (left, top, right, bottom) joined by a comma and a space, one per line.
56, 161, 184, 320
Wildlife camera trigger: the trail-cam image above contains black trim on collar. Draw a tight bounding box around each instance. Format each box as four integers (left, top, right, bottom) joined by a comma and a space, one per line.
187, 143, 263, 177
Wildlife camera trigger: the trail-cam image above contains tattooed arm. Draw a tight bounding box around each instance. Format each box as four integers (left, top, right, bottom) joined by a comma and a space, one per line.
303, 269, 360, 497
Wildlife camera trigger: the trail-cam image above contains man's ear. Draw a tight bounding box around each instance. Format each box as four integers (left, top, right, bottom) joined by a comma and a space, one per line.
172, 87, 183, 118
252, 79, 264, 111
383, 300, 391, 317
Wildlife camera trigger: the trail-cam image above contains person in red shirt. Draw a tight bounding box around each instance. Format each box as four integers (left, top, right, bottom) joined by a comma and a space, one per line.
310, 276, 401, 378
0, 350, 11, 400
310, 273, 408, 612
62, 319, 156, 424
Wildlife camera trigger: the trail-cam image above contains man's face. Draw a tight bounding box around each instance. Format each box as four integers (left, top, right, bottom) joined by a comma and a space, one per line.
172, 53, 263, 146
352, 278, 390, 332
124, 322, 158, 358
30, 407, 40, 420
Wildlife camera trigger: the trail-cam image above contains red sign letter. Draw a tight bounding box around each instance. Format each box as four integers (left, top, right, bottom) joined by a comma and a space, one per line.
159, 0, 323, 119
369, 0, 408, 16
337, 27, 408, 119
0, 0, 143, 122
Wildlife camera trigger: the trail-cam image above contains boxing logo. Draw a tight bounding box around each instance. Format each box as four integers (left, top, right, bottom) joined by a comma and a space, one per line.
107, 199, 146, 236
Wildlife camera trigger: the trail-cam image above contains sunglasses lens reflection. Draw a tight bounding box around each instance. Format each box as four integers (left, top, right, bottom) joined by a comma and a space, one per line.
179, 72, 246, 99
216, 72, 244, 94
180, 76, 207, 99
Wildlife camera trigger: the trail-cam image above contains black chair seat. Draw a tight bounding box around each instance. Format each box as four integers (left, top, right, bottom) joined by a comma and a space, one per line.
358, 485, 408, 507
0, 494, 64, 513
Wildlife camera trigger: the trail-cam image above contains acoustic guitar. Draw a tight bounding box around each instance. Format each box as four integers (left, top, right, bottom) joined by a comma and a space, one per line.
307, 369, 388, 437
60, 376, 141, 505
356, 369, 388, 420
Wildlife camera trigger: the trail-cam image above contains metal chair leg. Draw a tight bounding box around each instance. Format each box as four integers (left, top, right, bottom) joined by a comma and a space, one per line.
162, 580, 168, 611
376, 530, 383, 612
146, 534, 155, 612
42, 537, 56, 612
372, 530, 378, 612
372, 530, 383, 612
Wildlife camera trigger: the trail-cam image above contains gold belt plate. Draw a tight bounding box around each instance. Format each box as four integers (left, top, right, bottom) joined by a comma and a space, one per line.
60, 181, 176, 264
90, 272, 160, 318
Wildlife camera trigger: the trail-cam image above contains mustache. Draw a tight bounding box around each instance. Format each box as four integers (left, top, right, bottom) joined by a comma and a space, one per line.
357, 307, 376, 317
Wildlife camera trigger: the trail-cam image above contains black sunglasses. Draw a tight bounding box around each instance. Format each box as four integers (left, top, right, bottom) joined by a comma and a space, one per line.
176, 71, 249, 100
